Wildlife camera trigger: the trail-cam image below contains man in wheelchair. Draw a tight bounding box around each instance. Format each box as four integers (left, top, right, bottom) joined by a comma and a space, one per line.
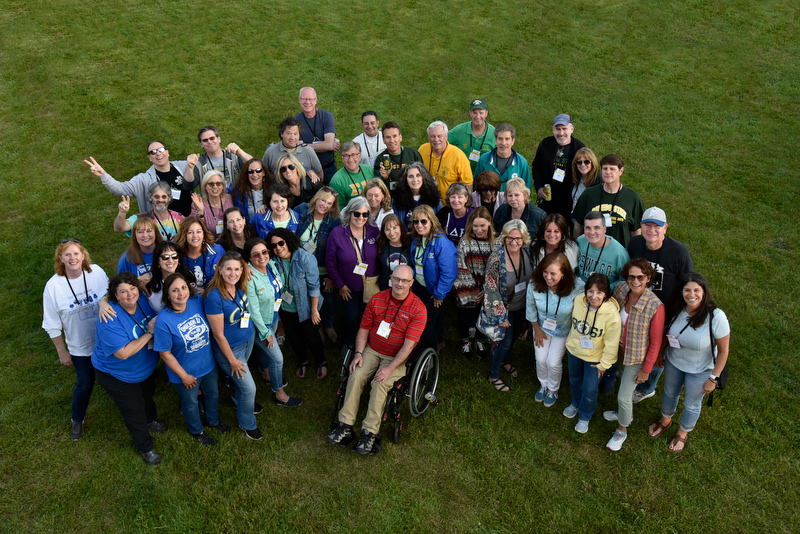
326, 265, 427, 454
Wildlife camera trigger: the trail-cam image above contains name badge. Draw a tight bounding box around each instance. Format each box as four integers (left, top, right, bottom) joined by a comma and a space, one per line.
415, 265, 424, 276
469, 149, 481, 162
171, 188, 181, 200
281, 291, 293, 305
303, 241, 317, 254
273, 298, 282, 312
667, 335, 681, 349
552, 168, 565, 183
78, 306, 97, 321
215, 220, 224, 234
514, 281, 527, 293
377, 320, 392, 338
353, 263, 368, 275
542, 318, 557, 331
604, 213, 613, 227
579, 335, 594, 349
240, 312, 250, 328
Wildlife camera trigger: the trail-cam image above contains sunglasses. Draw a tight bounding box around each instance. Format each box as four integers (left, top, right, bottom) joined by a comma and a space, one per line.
200, 135, 218, 143
247, 168, 263, 174
412, 219, 429, 225
321, 186, 339, 197
207, 182, 224, 188
575, 159, 592, 166
279, 164, 296, 173
60, 238, 81, 244
147, 147, 167, 156
222, 251, 242, 260
353, 211, 370, 218
269, 240, 286, 249
627, 274, 648, 282
250, 250, 268, 258
477, 189, 496, 194
160, 253, 179, 261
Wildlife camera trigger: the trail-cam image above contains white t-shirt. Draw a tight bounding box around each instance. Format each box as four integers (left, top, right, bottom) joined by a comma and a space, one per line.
353, 132, 386, 167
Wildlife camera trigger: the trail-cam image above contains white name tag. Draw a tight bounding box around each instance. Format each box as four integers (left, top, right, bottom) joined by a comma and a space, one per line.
415, 265, 424, 276
280, 291, 293, 305
552, 168, 565, 183
469, 149, 481, 162
303, 241, 316, 254
579, 335, 594, 349
240, 312, 250, 329
514, 281, 527, 293
215, 220, 224, 234
273, 298, 282, 312
171, 189, 181, 200
78, 306, 97, 321
377, 320, 392, 338
667, 335, 681, 349
542, 318, 557, 331
353, 263, 368, 275
604, 213, 613, 227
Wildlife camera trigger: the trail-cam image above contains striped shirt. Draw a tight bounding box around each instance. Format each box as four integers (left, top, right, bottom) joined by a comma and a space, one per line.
362, 289, 427, 357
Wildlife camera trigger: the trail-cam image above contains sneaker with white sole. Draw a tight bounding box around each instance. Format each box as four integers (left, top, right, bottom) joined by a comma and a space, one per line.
241, 426, 263, 440
562, 404, 578, 419
543, 391, 558, 408
534, 387, 547, 402
326, 423, 355, 446
575, 419, 590, 433
603, 410, 619, 421
461, 342, 473, 359
355, 430, 378, 455
632, 390, 655, 403
606, 429, 628, 451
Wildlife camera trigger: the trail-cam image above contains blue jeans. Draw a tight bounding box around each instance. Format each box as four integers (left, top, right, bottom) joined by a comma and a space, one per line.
72, 356, 96, 422
489, 309, 526, 380
635, 365, 664, 395
660, 358, 710, 432
567, 352, 603, 422
254, 329, 285, 393
174, 367, 220, 435
320, 275, 335, 329
213, 332, 257, 430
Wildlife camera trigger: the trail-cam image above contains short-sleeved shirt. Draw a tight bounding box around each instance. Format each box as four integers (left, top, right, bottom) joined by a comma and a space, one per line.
153, 295, 216, 383
185, 244, 225, 290
627, 236, 694, 303
296, 109, 336, 169
665, 308, 730, 374
418, 142, 474, 203
204, 286, 253, 347
361, 290, 427, 357
125, 209, 184, 241
448, 121, 496, 171
117, 250, 154, 278
573, 183, 644, 248
373, 147, 423, 192
329, 164, 374, 210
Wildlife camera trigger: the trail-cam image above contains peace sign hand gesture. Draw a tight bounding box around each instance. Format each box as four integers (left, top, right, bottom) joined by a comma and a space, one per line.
84, 156, 106, 177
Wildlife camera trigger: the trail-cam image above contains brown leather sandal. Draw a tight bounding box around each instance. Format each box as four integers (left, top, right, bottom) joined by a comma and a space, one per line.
648, 419, 673, 438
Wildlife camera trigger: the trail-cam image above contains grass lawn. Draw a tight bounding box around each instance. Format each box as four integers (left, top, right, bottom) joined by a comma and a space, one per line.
1, 0, 798, 532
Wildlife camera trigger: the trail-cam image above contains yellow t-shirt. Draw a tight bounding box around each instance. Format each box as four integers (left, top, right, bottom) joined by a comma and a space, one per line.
418, 142, 474, 203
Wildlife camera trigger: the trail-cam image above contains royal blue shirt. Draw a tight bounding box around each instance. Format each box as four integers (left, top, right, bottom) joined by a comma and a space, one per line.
153, 295, 216, 383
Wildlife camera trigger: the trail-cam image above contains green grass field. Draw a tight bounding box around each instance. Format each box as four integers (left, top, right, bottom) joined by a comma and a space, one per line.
2, 0, 798, 532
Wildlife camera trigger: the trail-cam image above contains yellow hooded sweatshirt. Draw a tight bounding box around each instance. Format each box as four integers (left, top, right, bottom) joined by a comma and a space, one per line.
565, 295, 622, 371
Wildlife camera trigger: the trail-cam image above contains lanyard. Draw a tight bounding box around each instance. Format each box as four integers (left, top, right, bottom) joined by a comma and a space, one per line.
600, 183, 622, 220
469, 127, 489, 152
349, 227, 366, 261
344, 167, 367, 191
152, 209, 177, 240
65, 271, 88, 306
222, 287, 245, 315
302, 113, 320, 142
307, 218, 321, 246
545, 290, 562, 319
362, 133, 378, 158
505, 247, 526, 283
428, 151, 443, 178
581, 303, 600, 336
120, 302, 150, 336
415, 237, 429, 266
584, 238, 607, 273
275, 258, 293, 294
381, 296, 406, 325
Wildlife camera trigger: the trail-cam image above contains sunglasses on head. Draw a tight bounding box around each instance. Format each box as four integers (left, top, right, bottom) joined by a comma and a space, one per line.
147, 147, 167, 156
60, 238, 81, 244
222, 251, 242, 260
247, 167, 263, 174
321, 186, 339, 197
269, 240, 286, 249
280, 164, 296, 173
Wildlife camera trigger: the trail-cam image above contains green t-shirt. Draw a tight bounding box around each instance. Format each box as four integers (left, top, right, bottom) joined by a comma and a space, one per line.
448, 121, 496, 171
330, 164, 374, 210
573, 183, 644, 248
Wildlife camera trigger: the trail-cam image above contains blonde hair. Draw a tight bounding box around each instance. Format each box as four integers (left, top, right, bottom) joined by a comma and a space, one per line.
505, 177, 531, 205
499, 219, 531, 247
362, 178, 392, 211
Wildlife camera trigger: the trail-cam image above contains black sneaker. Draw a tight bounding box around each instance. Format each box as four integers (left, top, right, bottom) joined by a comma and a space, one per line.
191, 431, 216, 446
242, 426, 263, 440
209, 421, 230, 433
461, 341, 473, 359
147, 420, 167, 434
475, 340, 488, 359
141, 449, 161, 466
253, 402, 263, 415
355, 430, 378, 455
70, 419, 84, 441
326, 422, 355, 446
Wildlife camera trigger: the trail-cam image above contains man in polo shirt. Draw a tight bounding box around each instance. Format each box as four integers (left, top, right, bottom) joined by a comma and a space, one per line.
326, 265, 427, 455
295, 87, 339, 183
352, 111, 386, 167
112, 182, 184, 241
329, 141, 375, 210
189, 125, 254, 188
263, 116, 323, 182
627, 206, 694, 403
473, 122, 532, 191
85, 140, 196, 216
373, 121, 423, 192
448, 98, 495, 172
418, 120, 473, 204
532, 113, 586, 225
573, 153, 644, 248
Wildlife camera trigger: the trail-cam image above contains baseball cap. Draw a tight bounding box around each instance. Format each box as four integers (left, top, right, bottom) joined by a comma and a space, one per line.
553, 113, 572, 126
642, 207, 667, 226
470, 98, 487, 110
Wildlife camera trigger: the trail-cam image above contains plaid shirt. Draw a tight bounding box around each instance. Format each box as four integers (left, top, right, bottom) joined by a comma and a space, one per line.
614, 282, 663, 366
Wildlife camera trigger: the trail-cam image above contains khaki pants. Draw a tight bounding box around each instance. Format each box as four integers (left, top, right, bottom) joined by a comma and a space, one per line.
338, 345, 406, 434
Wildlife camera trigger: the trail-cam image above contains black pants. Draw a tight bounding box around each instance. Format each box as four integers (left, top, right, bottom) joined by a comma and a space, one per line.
412, 282, 444, 349
279, 309, 325, 366
456, 305, 482, 341
95, 369, 157, 453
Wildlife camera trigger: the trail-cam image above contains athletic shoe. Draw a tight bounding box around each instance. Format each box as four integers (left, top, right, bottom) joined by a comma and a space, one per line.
575, 419, 590, 434
141, 449, 161, 466
191, 431, 216, 446
543, 391, 558, 408
461, 342, 473, 359
355, 430, 377, 455
147, 420, 167, 433
562, 404, 578, 419
274, 396, 303, 407
474, 340, 488, 359
253, 402, 263, 415
603, 410, 619, 422
632, 390, 655, 403
534, 387, 547, 403
606, 429, 628, 451
70, 419, 84, 441
209, 421, 230, 433
242, 426, 263, 440
326, 422, 354, 446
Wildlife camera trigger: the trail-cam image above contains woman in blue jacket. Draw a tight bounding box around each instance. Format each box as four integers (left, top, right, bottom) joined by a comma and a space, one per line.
251, 183, 300, 239
231, 158, 272, 221
409, 204, 458, 351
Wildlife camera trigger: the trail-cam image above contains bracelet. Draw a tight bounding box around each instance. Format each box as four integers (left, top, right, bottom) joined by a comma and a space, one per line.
354, 351, 362, 355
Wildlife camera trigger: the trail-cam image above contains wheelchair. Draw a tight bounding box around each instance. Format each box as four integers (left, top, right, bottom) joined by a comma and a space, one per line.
328, 345, 440, 450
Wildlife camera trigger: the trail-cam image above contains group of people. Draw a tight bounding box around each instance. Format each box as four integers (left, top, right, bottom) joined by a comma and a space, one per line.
43, 90, 730, 462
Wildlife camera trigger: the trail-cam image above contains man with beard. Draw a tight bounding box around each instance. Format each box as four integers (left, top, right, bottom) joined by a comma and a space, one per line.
113, 182, 185, 241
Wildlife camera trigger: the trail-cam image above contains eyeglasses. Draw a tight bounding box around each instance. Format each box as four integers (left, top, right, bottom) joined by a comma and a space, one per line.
147, 147, 167, 156
207, 182, 224, 188
342, 153, 361, 160
321, 186, 339, 197
627, 274, 648, 282
280, 164, 296, 173
160, 253, 179, 261
299, 97, 316, 102
60, 238, 81, 244
269, 240, 286, 249
390, 276, 413, 284
412, 219, 429, 225
506, 237, 523, 243
250, 250, 268, 258
353, 211, 370, 218
575, 159, 592, 166
247, 168, 263, 174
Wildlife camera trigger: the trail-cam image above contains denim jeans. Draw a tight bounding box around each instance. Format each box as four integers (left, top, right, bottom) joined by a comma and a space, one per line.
660, 358, 711, 432
174, 367, 220, 434
72, 356, 96, 422
534, 335, 567, 393
567, 351, 603, 422
489, 309, 526, 380
254, 329, 285, 393
617, 362, 644, 427
212, 332, 257, 430
635, 365, 664, 396
320, 275, 335, 329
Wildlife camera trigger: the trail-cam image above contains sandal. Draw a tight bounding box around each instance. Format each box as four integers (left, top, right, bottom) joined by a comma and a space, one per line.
489, 378, 511, 392
296, 362, 309, 379
502, 364, 519, 378
317, 361, 328, 379
669, 433, 688, 452
648, 419, 673, 439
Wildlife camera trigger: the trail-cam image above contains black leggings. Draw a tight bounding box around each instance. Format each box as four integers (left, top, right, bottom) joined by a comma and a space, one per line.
279, 309, 325, 366
95, 369, 157, 453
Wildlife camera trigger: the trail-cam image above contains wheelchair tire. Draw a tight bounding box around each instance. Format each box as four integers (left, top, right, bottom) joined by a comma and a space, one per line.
407, 348, 439, 417
393, 425, 402, 444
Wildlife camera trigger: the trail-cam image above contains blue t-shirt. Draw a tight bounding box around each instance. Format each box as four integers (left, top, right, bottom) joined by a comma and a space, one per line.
117, 250, 154, 277
185, 244, 225, 289
91, 296, 159, 383
204, 286, 253, 347
153, 295, 216, 383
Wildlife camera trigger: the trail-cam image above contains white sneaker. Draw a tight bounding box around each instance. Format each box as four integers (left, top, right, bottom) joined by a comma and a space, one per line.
603, 410, 619, 421
632, 390, 655, 403
562, 404, 578, 419
575, 419, 589, 433
606, 429, 628, 451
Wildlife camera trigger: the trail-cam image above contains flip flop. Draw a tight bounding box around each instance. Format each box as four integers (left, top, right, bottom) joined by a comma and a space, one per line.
489, 378, 511, 392
317, 361, 328, 379
669, 433, 688, 452
296, 362, 309, 379
502, 364, 519, 378
648, 419, 673, 439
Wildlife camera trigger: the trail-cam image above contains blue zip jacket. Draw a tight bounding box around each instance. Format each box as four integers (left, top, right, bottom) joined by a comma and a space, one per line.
251, 209, 300, 239
295, 203, 341, 267
474, 148, 532, 191
410, 232, 459, 301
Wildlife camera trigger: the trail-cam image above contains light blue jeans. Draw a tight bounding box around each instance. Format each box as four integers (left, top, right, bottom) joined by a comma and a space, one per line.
660, 358, 711, 432
636, 365, 664, 396
174, 367, 220, 435
254, 327, 285, 394
213, 332, 257, 430
567, 352, 603, 422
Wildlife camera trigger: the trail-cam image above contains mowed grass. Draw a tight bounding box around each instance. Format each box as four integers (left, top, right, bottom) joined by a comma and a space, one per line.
1, 0, 798, 532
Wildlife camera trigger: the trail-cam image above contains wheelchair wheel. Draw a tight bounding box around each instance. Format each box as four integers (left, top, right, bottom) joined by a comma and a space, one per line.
393, 425, 402, 444
407, 348, 439, 417
329, 347, 356, 431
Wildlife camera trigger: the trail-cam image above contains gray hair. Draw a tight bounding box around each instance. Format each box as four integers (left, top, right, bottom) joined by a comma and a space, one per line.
299, 86, 317, 99
341, 140, 361, 154
495, 122, 516, 139
427, 120, 449, 138
200, 170, 227, 203
499, 219, 532, 247
445, 182, 472, 207
340, 196, 371, 226
148, 181, 172, 199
